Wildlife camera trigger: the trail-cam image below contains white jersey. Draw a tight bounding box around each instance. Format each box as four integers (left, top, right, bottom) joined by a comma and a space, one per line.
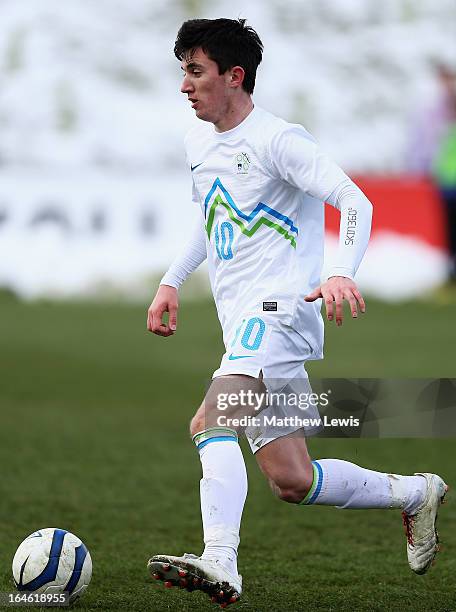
162, 105, 372, 358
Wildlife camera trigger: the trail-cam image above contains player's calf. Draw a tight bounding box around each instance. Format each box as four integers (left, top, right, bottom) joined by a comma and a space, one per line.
255, 434, 314, 504
267, 476, 312, 503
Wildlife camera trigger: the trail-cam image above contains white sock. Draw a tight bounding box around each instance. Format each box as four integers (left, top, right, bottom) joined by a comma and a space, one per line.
198, 440, 247, 576
302, 459, 426, 513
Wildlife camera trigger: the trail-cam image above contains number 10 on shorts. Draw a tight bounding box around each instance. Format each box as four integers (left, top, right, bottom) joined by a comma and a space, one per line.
231, 317, 266, 352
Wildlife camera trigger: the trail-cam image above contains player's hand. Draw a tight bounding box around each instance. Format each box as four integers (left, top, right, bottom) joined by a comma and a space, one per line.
147, 285, 179, 337
304, 276, 366, 326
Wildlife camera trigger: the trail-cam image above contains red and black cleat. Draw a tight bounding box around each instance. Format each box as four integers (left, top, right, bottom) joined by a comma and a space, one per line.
147, 556, 241, 607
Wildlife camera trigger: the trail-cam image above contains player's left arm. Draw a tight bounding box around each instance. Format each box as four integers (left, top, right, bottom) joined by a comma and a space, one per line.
268, 126, 372, 326
305, 178, 372, 326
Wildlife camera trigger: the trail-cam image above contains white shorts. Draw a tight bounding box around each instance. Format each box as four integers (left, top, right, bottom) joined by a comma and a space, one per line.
212, 313, 323, 452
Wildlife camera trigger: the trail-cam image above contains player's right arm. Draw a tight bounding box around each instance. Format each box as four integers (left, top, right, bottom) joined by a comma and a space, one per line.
147, 219, 206, 336
147, 284, 179, 337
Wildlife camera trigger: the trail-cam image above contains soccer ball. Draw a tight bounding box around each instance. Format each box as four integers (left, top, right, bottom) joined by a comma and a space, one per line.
12, 528, 92, 603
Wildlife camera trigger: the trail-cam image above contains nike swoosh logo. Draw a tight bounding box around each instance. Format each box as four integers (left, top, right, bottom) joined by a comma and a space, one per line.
228, 354, 253, 360
191, 162, 203, 172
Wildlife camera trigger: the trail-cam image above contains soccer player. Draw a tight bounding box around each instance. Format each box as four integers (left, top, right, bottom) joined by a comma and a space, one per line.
147, 18, 448, 607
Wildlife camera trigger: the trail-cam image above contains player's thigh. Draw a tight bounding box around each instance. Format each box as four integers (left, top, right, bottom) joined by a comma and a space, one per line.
255, 431, 313, 490
190, 373, 266, 436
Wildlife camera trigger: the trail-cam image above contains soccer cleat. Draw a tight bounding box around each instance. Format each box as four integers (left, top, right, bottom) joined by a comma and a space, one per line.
147, 553, 242, 607
402, 473, 448, 574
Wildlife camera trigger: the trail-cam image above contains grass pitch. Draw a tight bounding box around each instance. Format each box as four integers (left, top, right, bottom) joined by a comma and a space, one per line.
0, 293, 455, 611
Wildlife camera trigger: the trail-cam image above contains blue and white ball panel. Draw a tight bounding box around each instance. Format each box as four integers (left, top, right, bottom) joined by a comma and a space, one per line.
12, 528, 92, 602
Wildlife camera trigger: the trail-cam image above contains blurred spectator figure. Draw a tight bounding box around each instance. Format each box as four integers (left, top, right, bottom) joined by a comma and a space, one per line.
407, 63, 456, 281
432, 67, 456, 281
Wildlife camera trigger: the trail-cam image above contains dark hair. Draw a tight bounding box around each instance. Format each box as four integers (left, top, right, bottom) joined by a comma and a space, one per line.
174, 18, 263, 94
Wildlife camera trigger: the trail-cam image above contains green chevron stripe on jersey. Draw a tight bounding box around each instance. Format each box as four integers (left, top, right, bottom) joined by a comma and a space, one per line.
206, 195, 297, 248
204, 179, 298, 248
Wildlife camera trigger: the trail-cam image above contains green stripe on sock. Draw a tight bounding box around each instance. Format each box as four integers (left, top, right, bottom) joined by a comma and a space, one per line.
299, 463, 318, 505
192, 427, 238, 447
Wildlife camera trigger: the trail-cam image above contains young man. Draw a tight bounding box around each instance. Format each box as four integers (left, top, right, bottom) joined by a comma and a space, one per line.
147, 18, 447, 608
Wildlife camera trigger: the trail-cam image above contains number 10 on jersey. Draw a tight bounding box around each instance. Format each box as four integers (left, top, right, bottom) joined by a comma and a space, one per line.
215, 221, 234, 260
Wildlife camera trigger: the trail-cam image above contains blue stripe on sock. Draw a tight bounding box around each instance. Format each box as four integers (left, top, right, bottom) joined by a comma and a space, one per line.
308, 460, 324, 504
197, 436, 237, 451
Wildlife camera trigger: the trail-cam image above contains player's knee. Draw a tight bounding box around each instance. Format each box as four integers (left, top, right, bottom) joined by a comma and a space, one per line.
190, 394, 222, 437
189, 414, 205, 438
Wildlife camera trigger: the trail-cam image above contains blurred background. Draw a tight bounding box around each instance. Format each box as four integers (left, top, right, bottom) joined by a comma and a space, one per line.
1, 2, 456, 611
1, 0, 456, 300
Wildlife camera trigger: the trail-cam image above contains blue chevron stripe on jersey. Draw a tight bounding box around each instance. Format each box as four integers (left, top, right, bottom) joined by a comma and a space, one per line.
203, 177, 299, 236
